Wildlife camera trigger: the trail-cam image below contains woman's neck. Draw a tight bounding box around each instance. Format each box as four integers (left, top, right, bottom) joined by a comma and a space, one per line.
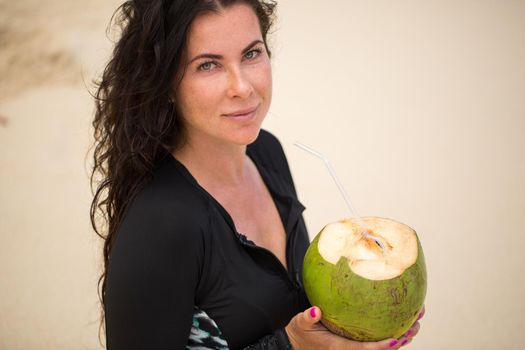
172, 134, 251, 188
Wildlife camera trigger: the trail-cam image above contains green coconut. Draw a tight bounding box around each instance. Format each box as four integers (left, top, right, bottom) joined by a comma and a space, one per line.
302, 217, 427, 341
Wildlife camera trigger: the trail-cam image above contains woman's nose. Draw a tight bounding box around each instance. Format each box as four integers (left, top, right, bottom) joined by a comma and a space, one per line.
226, 67, 253, 99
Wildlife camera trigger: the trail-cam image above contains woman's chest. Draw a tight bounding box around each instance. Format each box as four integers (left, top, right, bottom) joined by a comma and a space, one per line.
212, 181, 288, 269
195, 212, 308, 349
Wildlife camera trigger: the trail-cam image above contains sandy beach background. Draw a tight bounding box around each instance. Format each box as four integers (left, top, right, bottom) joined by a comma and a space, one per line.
1, 0, 524, 349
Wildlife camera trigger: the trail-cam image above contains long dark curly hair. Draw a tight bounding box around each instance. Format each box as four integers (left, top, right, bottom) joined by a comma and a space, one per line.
90, 0, 276, 329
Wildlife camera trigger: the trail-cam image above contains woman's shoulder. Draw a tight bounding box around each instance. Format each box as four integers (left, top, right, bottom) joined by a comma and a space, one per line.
116, 155, 211, 245
248, 129, 289, 170
249, 129, 284, 154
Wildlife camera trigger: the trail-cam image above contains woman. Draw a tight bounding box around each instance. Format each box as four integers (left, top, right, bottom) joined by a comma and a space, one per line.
91, 0, 422, 349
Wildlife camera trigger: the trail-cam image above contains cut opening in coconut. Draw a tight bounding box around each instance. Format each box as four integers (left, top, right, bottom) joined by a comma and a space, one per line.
317, 217, 418, 281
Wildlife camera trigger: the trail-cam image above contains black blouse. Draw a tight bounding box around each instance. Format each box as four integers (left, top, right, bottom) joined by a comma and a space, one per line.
104, 130, 311, 349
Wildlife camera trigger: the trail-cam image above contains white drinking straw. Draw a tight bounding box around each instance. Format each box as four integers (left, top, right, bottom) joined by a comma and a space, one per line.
294, 141, 385, 250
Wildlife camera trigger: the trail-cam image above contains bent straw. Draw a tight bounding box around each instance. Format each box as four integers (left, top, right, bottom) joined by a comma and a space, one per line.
294, 141, 385, 250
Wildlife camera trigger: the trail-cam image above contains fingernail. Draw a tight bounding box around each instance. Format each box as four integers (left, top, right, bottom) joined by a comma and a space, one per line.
401, 339, 408, 346
417, 306, 425, 320
406, 330, 413, 337
310, 307, 316, 318
389, 340, 398, 347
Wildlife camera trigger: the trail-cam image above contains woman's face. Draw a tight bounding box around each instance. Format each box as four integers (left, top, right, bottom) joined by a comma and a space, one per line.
174, 4, 272, 148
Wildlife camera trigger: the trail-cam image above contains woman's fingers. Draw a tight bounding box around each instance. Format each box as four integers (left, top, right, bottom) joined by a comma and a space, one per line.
417, 305, 425, 321
396, 337, 413, 347
403, 321, 420, 338
393, 308, 424, 348
290, 306, 423, 350
345, 319, 422, 349
357, 337, 403, 350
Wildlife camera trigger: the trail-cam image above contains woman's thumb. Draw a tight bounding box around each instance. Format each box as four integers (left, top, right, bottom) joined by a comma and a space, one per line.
302, 306, 322, 325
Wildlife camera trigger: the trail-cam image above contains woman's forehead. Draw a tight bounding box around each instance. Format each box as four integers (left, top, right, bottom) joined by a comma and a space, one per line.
185, 4, 262, 56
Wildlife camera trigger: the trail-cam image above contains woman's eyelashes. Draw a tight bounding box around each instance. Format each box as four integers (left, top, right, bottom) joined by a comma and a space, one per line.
195, 47, 265, 72
243, 47, 263, 61
197, 61, 217, 72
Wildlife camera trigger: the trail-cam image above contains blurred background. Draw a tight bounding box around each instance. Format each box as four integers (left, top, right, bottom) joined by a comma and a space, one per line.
1, 0, 524, 349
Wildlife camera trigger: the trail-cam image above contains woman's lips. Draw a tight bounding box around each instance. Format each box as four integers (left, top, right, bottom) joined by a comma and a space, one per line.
222, 105, 259, 120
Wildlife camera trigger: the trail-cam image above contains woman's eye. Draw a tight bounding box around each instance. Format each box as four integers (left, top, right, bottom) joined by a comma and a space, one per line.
198, 61, 216, 71
244, 49, 262, 60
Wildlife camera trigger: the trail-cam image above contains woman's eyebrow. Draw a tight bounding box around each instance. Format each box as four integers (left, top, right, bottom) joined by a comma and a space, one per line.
189, 39, 264, 64
241, 39, 264, 54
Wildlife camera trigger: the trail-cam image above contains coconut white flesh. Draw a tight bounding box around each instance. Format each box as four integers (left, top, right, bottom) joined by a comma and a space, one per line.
317, 217, 418, 280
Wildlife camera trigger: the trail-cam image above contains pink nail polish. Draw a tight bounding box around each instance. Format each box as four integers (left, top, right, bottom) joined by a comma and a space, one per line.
401, 339, 408, 346
310, 307, 316, 318
389, 340, 398, 347
418, 307, 425, 320
406, 330, 413, 337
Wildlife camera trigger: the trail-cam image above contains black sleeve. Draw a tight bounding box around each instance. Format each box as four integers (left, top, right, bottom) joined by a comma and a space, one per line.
104, 195, 206, 350
242, 328, 293, 350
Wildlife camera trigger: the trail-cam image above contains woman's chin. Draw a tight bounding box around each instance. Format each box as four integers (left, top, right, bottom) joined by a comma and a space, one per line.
227, 125, 263, 146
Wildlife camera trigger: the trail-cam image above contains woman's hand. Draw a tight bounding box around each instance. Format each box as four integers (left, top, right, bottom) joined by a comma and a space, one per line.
284, 306, 424, 350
